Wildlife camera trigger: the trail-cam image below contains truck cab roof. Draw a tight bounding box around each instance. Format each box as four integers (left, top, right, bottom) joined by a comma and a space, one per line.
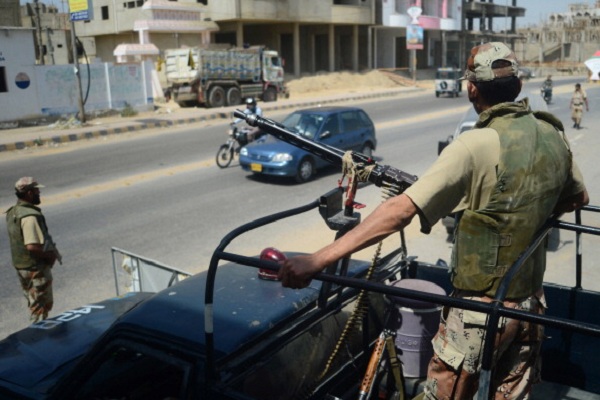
0, 256, 373, 399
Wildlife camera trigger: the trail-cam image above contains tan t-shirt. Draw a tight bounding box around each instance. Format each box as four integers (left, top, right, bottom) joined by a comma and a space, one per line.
405, 127, 586, 230
21, 215, 45, 246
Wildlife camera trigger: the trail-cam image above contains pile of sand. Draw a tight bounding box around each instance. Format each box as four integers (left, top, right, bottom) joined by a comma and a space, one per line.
286, 70, 419, 98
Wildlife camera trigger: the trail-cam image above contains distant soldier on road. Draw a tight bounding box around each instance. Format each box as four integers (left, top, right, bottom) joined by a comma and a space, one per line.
570, 83, 589, 129
6, 177, 61, 322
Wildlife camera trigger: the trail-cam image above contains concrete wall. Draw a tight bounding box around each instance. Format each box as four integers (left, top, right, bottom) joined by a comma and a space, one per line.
37, 61, 153, 116
0, 52, 154, 123
0, 28, 41, 121
207, 0, 373, 23
0, 0, 21, 27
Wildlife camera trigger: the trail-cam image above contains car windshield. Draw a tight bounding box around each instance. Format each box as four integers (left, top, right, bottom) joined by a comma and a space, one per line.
282, 112, 324, 140
436, 69, 460, 79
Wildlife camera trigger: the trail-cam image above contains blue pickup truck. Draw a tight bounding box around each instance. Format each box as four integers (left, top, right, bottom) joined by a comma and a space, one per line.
1, 186, 599, 400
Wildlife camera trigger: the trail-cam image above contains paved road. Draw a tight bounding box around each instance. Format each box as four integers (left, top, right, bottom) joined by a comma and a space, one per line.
0, 77, 599, 399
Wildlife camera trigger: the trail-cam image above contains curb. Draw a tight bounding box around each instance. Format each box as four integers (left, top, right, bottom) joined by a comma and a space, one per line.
0, 88, 421, 153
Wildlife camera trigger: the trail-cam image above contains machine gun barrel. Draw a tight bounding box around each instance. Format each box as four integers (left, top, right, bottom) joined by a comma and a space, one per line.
233, 110, 417, 193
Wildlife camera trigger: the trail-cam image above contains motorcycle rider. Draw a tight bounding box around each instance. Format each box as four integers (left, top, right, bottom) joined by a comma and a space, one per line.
541, 75, 553, 104
232, 98, 263, 142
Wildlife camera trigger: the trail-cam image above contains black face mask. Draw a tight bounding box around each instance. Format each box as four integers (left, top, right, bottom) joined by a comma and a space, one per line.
30, 191, 41, 205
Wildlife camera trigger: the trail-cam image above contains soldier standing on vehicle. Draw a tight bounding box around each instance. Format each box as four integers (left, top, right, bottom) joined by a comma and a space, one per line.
6, 177, 61, 323
278, 42, 589, 399
570, 83, 589, 129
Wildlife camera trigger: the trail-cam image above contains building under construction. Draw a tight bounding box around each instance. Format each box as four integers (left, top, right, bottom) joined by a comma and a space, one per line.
515, 1, 600, 72
0, 0, 20, 27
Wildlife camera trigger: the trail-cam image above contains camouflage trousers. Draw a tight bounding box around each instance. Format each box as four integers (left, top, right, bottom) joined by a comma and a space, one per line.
421, 289, 545, 400
16, 266, 54, 323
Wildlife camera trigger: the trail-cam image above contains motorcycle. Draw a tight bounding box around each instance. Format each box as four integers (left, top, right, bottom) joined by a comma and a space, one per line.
215, 124, 253, 168
541, 86, 552, 104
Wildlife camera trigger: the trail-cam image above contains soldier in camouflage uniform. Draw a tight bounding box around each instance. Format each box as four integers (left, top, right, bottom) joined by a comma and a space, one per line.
277, 42, 589, 399
6, 177, 60, 323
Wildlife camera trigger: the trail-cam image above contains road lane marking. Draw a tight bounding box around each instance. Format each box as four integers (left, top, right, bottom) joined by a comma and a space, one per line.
0, 105, 471, 211
375, 105, 470, 130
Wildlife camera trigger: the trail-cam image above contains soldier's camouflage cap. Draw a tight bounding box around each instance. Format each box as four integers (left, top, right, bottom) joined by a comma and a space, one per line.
462, 42, 519, 82
15, 177, 44, 193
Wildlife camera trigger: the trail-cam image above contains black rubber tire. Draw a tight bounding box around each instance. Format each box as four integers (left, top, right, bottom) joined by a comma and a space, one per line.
262, 87, 278, 102
361, 144, 373, 159
208, 86, 226, 108
216, 144, 234, 168
295, 158, 315, 183
226, 87, 242, 106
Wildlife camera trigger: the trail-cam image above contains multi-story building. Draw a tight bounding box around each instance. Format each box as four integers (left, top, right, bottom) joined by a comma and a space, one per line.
14, 1, 597, 75
516, 1, 600, 65
72, 0, 530, 77
73, 0, 217, 64
73, 0, 376, 77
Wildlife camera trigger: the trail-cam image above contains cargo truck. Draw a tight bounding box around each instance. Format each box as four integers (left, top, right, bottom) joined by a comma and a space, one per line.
164, 46, 288, 108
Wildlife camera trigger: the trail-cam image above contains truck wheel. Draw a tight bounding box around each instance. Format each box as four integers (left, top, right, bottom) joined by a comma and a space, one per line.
226, 87, 242, 106
208, 86, 226, 108
263, 87, 278, 102
295, 157, 315, 183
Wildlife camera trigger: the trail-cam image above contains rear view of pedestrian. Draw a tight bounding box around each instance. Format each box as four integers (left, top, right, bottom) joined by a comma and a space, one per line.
570, 83, 589, 129
5, 177, 61, 323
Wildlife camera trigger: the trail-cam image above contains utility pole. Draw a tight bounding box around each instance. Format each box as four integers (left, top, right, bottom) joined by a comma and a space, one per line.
70, 20, 86, 122
34, 0, 45, 65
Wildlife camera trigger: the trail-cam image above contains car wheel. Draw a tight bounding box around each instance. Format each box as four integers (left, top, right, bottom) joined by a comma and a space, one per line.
361, 144, 373, 159
295, 158, 315, 183
435, 91, 440, 98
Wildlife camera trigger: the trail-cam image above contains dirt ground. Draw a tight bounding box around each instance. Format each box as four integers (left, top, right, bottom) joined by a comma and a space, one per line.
286, 70, 433, 99
1, 70, 432, 130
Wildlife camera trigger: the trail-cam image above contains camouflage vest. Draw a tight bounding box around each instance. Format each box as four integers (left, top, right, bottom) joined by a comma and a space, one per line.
451, 101, 572, 299
5, 201, 49, 270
